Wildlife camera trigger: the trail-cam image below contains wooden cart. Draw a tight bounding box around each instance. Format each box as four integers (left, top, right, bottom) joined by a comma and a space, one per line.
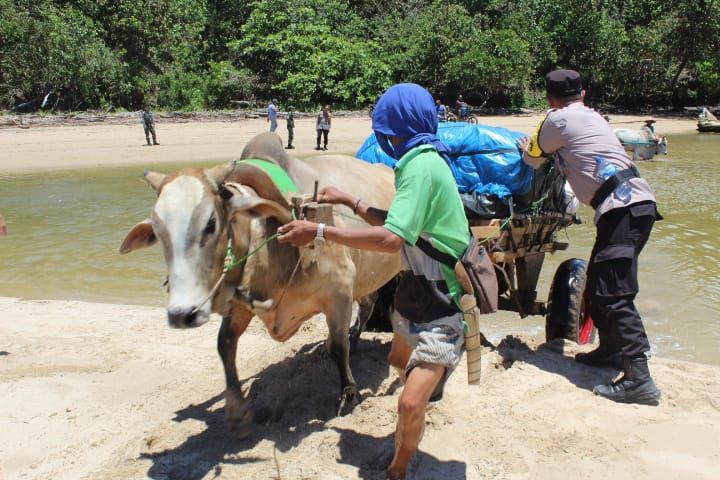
469, 209, 594, 345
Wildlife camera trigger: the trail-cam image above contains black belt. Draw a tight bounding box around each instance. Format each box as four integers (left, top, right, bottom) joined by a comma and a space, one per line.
590, 166, 640, 210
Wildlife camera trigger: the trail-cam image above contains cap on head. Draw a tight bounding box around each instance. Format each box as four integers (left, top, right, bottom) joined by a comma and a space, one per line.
546, 69, 583, 98
644, 117, 656, 124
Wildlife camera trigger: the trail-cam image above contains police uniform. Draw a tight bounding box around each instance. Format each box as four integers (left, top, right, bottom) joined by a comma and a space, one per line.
523, 69, 661, 405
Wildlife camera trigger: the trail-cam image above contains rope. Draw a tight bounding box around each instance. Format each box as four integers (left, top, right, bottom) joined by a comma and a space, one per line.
224, 232, 280, 273
477, 216, 512, 246
189, 208, 298, 315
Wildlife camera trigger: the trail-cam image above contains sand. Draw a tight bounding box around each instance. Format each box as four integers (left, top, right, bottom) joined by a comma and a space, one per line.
1, 114, 717, 479
1, 297, 718, 480
0, 113, 696, 174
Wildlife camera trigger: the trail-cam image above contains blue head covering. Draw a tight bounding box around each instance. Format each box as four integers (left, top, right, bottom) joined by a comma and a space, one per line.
372, 83, 452, 163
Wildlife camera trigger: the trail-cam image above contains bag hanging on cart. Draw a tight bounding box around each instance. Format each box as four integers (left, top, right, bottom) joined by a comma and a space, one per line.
415, 237, 498, 314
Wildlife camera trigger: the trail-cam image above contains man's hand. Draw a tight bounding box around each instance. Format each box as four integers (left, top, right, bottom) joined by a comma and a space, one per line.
277, 220, 317, 247
517, 136, 530, 154
318, 186, 353, 206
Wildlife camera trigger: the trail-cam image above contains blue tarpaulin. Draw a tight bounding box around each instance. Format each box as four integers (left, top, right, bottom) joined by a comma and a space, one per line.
356, 122, 534, 198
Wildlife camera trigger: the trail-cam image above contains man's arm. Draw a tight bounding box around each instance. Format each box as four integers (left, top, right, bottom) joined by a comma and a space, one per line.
318, 186, 387, 226
277, 221, 404, 253
519, 114, 563, 169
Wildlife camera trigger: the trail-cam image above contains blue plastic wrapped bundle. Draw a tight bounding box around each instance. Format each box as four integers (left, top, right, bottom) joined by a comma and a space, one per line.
356, 122, 534, 198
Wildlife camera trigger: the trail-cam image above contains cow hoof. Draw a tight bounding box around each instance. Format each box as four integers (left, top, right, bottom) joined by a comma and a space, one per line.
337, 385, 359, 416
225, 391, 253, 438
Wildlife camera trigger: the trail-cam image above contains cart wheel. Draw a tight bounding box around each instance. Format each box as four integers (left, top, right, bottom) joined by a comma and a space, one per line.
447, 113, 457, 122
545, 258, 595, 344
467, 116, 478, 124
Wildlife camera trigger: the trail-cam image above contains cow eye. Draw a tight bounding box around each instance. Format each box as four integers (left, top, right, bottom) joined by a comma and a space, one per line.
204, 215, 216, 236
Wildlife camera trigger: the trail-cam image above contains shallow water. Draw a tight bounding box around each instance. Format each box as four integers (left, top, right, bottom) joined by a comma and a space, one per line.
0, 134, 718, 364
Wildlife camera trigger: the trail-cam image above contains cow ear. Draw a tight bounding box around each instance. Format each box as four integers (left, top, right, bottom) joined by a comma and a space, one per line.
119, 219, 157, 254
144, 171, 166, 192
206, 160, 237, 186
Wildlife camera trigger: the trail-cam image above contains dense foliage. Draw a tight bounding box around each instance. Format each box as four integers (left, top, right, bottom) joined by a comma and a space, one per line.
1, 0, 719, 111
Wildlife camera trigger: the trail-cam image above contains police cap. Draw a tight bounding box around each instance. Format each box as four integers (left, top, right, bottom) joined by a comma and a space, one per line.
546, 69, 583, 98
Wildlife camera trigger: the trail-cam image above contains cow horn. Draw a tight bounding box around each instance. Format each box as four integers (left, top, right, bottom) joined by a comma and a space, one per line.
206, 160, 237, 186
144, 170, 167, 192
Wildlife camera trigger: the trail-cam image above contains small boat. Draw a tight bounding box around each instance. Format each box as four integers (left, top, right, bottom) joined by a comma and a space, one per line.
697, 107, 720, 132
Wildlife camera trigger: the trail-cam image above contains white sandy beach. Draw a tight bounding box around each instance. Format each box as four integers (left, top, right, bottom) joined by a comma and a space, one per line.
1, 297, 718, 479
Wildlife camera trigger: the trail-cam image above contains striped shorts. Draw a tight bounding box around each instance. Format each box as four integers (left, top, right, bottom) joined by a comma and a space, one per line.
391, 310, 465, 377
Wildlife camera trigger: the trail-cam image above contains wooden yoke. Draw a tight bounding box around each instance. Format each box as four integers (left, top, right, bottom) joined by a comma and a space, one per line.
290, 182, 335, 226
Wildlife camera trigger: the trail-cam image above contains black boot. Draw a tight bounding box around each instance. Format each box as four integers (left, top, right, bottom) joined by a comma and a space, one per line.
575, 331, 622, 369
593, 356, 661, 406
575, 346, 622, 369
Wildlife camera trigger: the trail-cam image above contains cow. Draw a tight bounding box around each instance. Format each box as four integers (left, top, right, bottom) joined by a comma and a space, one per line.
119, 133, 402, 432
614, 128, 668, 161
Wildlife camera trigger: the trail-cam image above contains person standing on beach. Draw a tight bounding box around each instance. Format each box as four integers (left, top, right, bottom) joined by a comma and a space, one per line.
278, 83, 469, 479
0, 211, 7, 236
267, 99, 278, 132
315, 105, 331, 150
286, 106, 295, 149
519, 69, 662, 406
436, 99, 447, 122
142, 107, 159, 146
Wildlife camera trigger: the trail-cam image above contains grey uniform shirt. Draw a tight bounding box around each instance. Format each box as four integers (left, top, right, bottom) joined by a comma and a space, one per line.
523, 102, 656, 224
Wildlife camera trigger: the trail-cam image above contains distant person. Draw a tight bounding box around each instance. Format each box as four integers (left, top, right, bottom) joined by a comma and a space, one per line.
455, 94, 468, 118
286, 106, 295, 149
519, 69, 662, 406
0, 211, 7, 236
641, 117, 659, 141
315, 105, 331, 150
267, 99, 279, 132
142, 107, 159, 146
436, 99, 447, 122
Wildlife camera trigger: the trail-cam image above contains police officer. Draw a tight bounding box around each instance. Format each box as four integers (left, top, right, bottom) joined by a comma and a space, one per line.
519, 69, 662, 406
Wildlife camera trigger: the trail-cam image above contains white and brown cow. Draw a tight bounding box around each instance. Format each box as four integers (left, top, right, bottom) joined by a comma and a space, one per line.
119, 133, 401, 431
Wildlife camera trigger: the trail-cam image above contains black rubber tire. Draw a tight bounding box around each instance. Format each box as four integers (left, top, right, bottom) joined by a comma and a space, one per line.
467, 116, 478, 124
446, 113, 458, 122
545, 258, 594, 343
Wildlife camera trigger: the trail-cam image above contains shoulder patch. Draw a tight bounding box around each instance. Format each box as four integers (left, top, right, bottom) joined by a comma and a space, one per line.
527, 115, 549, 158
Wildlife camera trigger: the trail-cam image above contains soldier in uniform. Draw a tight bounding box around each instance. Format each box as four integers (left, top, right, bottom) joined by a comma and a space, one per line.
285, 106, 295, 149
142, 107, 159, 146
519, 69, 662, 406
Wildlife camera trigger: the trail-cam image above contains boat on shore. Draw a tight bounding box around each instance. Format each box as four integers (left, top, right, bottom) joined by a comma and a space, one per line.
697, 107, 720, 132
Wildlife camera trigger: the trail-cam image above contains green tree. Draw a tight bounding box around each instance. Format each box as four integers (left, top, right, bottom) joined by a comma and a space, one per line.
231, 0, 391, 107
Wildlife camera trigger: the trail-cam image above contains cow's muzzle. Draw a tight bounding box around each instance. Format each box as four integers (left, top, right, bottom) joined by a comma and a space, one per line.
167, 307, 208, 328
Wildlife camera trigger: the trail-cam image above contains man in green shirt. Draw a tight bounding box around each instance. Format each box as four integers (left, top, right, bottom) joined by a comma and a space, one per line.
278, 83, 469, 480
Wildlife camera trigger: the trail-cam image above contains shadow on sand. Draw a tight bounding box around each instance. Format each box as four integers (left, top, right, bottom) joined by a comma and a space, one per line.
333, 427, 467, 480
495, 335, 618, 390
141, 336, 396, 480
